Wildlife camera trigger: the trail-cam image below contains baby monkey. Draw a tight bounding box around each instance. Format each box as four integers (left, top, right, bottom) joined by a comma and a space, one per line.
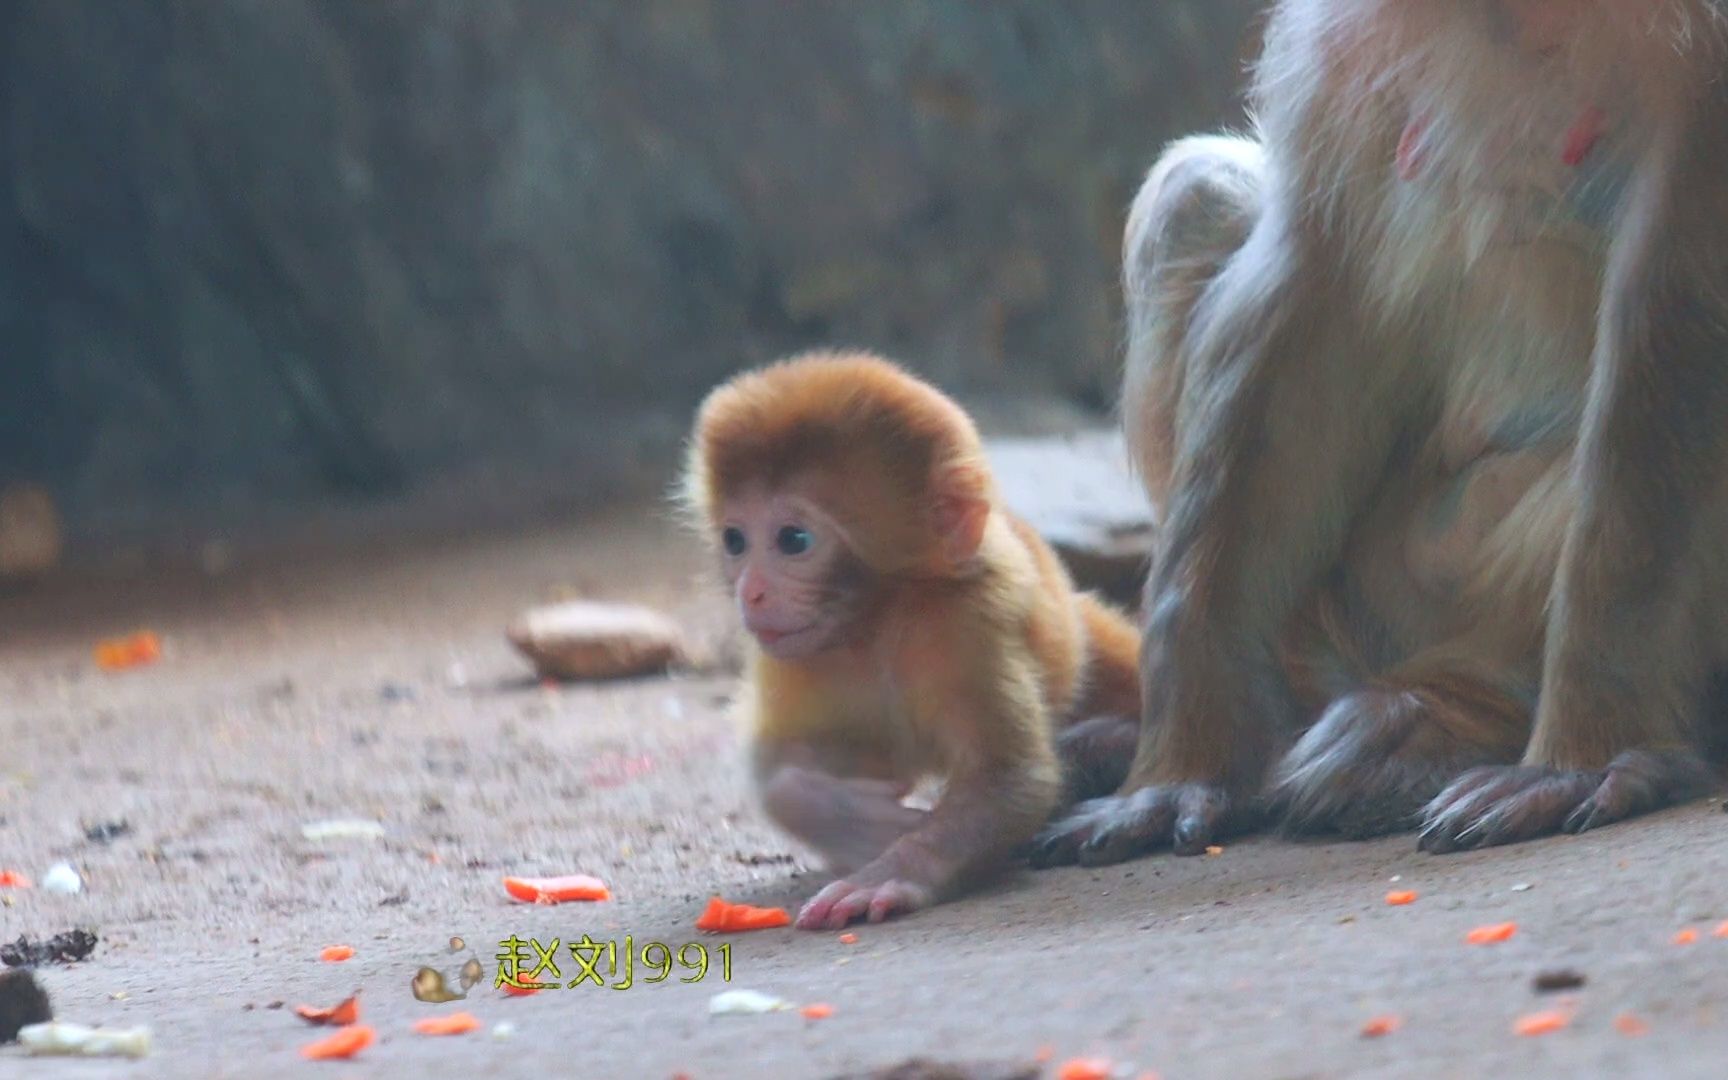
683, 350, 1141, 929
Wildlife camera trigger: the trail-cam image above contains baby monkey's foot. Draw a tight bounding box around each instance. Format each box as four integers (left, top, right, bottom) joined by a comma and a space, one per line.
795, 876, 934, 930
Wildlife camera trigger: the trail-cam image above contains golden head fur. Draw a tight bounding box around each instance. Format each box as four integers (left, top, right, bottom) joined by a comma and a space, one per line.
683, 350, 997, 575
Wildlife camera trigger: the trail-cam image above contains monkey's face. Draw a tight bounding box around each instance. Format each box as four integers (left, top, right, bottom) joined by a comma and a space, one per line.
715, 488, 871, 661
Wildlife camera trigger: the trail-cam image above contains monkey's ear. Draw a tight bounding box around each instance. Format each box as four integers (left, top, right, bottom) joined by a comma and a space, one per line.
932, 463, 991, 565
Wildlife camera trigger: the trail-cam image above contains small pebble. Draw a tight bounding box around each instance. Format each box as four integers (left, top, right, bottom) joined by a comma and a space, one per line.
708, 989, 790, 1015
1532, 970, 1586, 994
41, 863, 82, 895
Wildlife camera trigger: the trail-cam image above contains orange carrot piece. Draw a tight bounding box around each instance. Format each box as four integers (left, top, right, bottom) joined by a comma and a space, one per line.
94, 631, 163, 671
414, 1011, 482, 1036
1513, 1010, 1570, 1037
1057, 1058, 1114, 1080
1034, 1044, 1056, 1064
1360, 1015, 1402, 1037
295, 995, 361, 1026
0, 870, 30, 888
1614, 1013, 1651, 1037
1384, 890, 1418, 906
319, 945, 355, 963
301, 1024, 375, 1060
1673, 928, 1699, 945
1465, 922, 1518, 945
694, 896, 792, 932
838, 932, 859, 945
800, 1003, 835, 1020
500, 973, 547, 997
1714, 920, 1728, 939
502, 873, 611, 905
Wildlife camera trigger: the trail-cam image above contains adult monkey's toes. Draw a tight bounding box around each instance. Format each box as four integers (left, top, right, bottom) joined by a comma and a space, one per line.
1028, 782, 1248, 867
1419, 750, 1717, 853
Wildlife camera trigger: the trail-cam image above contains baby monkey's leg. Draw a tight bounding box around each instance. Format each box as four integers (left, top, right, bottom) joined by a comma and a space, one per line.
794, 764, 1056, 930
756, 748, 927, 876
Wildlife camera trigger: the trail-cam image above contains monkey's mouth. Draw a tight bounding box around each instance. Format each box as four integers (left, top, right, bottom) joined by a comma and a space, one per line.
751, 624, 823, 658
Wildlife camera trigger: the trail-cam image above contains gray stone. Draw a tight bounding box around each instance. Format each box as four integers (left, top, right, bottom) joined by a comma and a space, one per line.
986, 429, 1155, 607
0, 0, 1260, 537
506, 600, 688, 682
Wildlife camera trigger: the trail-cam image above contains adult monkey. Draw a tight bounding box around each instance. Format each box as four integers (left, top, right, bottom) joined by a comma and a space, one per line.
1032, 0, 1728, 866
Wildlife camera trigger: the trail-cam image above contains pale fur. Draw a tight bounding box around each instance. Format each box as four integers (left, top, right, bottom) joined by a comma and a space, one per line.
1032, 0, 1728, 865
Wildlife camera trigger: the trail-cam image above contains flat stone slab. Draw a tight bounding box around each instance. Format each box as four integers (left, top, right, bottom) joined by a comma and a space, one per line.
506, 600, 689, 681
984, 430, 1155, 608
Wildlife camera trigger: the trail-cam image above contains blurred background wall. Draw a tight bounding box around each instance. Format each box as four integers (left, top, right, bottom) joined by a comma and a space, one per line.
0, 0, 1261, 545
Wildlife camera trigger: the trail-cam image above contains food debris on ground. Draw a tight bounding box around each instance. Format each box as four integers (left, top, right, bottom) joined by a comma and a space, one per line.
1203, 845, 1224, 856
319, 945, 356, 963
1465, 922, 1517, 944
0, 871, 30, 889
1360, 1015, 1402, 1038
413, 1011, 482, 1036
1384, 890, 1418, 906
300, 819, 386, 842
1714, 920, 1728, 939
1532, 969, 1586, 993
696, 896, 792, 932
585, 751, 659, 788
827, 1058, 1041, 1080
41, 862, 83, 895
1614, 1013, 1651, 1037
0, 969, 52, 1043
1512, 1009, 1571, 1036
1, 930, 99, 966
801, 1003, 836, 1020
1509, 882, 1533, 892
500, 974, 547, 997
82, 821, 131, 844
838, 933, 859, 945
708, 989, 792, 1015
491, 1020, 517, 1041
502, 873, 611, 905
505, 600, 688, 681
93, 631, 163, 671
18, 1021, 151, 1059
300, 1024, 375, 1060
1056, 1057, 1114, 1080
1673, 928, 1699, 945
294, 995, 360, 1026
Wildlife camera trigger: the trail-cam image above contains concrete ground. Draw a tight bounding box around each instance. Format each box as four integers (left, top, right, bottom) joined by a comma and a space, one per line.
2, 503, 1725, 1079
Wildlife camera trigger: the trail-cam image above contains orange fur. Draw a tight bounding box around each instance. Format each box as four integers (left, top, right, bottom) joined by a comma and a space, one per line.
687, 350, 1140, 747
683, 350, 1142, 921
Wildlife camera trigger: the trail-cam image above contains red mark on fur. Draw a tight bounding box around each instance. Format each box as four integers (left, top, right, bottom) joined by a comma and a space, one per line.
1397, 116, 1429, 180
1561, 105, 1605, 167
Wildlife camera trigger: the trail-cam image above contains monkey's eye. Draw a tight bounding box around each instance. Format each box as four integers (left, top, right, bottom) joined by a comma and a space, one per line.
721, 527, 747, 557
775, 525, 814, 556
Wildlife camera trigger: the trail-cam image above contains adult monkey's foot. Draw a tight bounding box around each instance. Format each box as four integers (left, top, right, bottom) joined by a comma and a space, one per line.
1027, 782, 1256, 867
1418, 750, 1718, 853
